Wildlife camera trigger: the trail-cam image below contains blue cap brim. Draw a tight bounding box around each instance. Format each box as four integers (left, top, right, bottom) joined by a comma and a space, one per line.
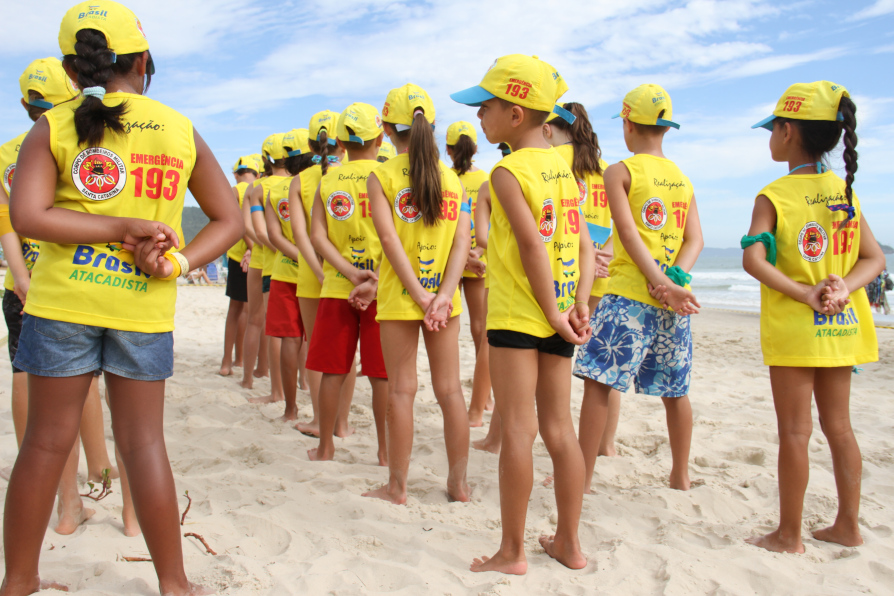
611, 112, 622, 119
28, 99, 53, 110
752, 115, 776, 130
450, 86, 496, 107
656, 118, 681, 130
552, 104, 577, 125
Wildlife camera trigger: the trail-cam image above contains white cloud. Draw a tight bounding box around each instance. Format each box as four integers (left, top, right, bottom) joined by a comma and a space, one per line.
849, 0, 894, 20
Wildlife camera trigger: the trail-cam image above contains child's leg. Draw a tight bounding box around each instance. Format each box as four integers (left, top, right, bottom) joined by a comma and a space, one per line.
80, 376, 116, 482
279, 337, 301, 420
105, 373, 210, 596
536, 352, 586, 569
240, 269, 265, 389
468, 328, 492, 427
473, 406, 501, 454
10, 372, 27, 448
334, 360, 357, 438
116, 443, 140, 537
471, 345, 538, 575
297, 336, 308, 391
368, 377, 389, 466
578, 379, 612, 494
812, 366, 862, 546
662, 396, 693, 490
295, 297, 322, 435
422, 317, 471, 502
235, 306, 246, 367
2, 373, 92, 594
55, 434, 95, 535
220, 298, 244, 376
268, 336, 284, 401
255, 292, 270, 378
598, 391, 621, 457
747, 366, 814, 554
309, 372, 347, 461
464, 278, 486, 355
363, 320, 419, 505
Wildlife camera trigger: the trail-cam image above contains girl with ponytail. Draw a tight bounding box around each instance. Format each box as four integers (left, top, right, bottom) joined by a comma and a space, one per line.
743, 82, 884, 554
4, 1, 242, 593
363, 84, 471, 504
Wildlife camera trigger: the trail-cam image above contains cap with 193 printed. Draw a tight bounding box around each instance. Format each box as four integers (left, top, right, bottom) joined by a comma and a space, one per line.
309, 110, 340, 146
613, 84, 679, 129
19, 57, 79, 109
382, 84, 435, 130
59, 0, 150, 56
282, 129, 310, 156
337, 103, 383, 145
752, 81, 849, 130
446, 121, 477, 145
451, 54, 568, 113
262, 133, 288, 161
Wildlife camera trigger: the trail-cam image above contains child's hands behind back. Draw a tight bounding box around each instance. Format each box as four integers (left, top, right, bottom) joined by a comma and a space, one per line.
553, 306, 592, 345
121, 218, 179, 254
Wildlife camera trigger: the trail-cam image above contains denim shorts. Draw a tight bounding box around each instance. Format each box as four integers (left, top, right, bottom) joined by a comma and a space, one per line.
573, 294, 692, 398
14, 314, 174, 381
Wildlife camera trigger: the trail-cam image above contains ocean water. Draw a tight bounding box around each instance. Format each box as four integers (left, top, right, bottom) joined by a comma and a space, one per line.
690, 251, 894, 326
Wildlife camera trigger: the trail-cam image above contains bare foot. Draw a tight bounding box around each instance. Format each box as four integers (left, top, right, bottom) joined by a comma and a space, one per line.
746, 529, 805, 553
377, 450, 388, 467
472, 438, 500, 454
447, 475, 472, 502
363, 484, 407, 505
41, 579, 70, 592
669, 473, 691, 491
296, 420, 320, 437
468, 410, 484, 428
334, 425, 355, 439
470, 551, 527, 575
307, 447, 334, 462
539, 534, 587, 569
54, 501, 95, 535
88, 465, 119, 483
298, 375, 309, 392
598, 445, 618, 457
485, 398, 495, 412
253, 368, 268, 379
234, 360, 243, 368
218, 363, 233, 377
542, 475, 554, 488
160, 581, 215, 596
812, 524, 863, 547
238, 378, 253, 390
247, 393, 282, 404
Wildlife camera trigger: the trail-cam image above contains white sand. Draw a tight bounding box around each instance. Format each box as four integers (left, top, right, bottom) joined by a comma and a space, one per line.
1, 285, 893, 594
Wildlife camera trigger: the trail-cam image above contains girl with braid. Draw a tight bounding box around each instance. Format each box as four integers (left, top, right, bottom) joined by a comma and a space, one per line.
2, 1, 241, 593
743, 82, 884, 554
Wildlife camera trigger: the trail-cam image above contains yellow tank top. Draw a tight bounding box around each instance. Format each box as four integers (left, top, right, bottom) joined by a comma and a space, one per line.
486, 147, 581, 337
758, 172, 877, 366
319, 160, 382, 299
25, 93, 196, 332
261, 242, 275, 277
1, 132, 41, 292
555, 145, 611, 297
458, 168, 489, 279
225, 182, 248, 262
607, 154, 692, 309
373, 154, 464, 321
261, 175, 299, 284
295, 163, 333, 298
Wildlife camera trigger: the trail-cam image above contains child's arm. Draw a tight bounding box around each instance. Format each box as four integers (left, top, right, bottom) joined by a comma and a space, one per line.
571, 219, 596, 333
595, 235, 613, 278
263, 193, 299, 262
249, 186, 271, 249
473, 181, 490, 251
309, 188, 376, 287
0, 188, 31, 304
673, 194, 704, 272
821, 215, 886, 307
367, 172, 435, 313
425, 191, 472, 331
605, 163, 698, 314
491, 167, 588, 344
288, 177, 324, 285
234, 186, 254, 249
242, 185, 259, 246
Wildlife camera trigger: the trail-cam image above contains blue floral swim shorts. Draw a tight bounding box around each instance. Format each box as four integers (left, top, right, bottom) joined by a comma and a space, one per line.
573, 294, 692, 398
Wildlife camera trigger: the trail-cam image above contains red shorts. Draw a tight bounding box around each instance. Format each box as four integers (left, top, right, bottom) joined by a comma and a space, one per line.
306, 298, 386, 379
265, 280, 305, 338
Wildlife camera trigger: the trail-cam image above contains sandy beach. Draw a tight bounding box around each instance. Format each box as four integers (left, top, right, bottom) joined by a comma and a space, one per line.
0, 284, 892, 595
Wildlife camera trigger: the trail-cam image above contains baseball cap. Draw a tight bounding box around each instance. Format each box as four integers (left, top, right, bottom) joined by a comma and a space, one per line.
377, 142, 397, 161
309, 110, 339, 146
382, 84, 435, 131
59, 1, 152, 72
282, 128, 310, 156
233, 154, 261, 173
446, 121, 477, 145
752, 81, 849, 130
19, 57, 79, 109
546, 103, 577, 125
450, 54, 568, 113
262, 133, 288, 161
612, 84, 679, 129
337, 103, 383, 145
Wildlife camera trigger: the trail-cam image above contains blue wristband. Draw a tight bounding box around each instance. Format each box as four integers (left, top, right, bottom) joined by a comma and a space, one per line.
250, 206, 264, 213
460, 201, 471, 214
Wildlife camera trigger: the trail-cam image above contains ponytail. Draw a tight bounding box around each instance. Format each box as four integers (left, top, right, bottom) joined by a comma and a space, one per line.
62, 29, 151, 147
550, 102, 602, 177
447, 135, 476, 176
408, 110, 442, 227
318, 131, 332, 176
839, 96, 858, 207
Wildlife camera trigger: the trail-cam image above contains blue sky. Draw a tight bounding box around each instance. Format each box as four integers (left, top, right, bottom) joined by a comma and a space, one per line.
1, 0, 892, 248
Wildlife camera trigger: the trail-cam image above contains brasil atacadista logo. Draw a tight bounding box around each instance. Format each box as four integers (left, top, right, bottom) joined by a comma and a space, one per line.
3, 163, 14, 193
326, 190, 355, 221
798, 221, 828, 262
276, 197, 290, 221
641, 197, 667, 231
395, 188, 421, 223
71, 147, 126, 201
539, 198, 556, 242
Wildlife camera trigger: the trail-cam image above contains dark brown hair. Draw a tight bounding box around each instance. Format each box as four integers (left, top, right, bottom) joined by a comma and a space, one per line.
549, 102, 603, 177
393, 110, 443, 226
447, 134, 476, 176
285, 153, 314, 176
62, 29, 151, 147
308, 130, 333, 175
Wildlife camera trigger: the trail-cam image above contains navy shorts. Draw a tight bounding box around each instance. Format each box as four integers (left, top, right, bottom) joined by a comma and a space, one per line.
225, 257, 248, 302
14, 314, 174, 381
487, 329, 575, 358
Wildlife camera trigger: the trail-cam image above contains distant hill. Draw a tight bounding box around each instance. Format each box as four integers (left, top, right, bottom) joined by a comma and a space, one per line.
700, 247, 743, 258
182, 206, 210, 245
881, 243, 894, 255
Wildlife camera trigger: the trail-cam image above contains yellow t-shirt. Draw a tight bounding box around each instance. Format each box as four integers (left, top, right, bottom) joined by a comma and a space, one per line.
247, 180, 265, 270
373, 154, 464, 321
758, 172, 877, 367
25, 93, 196, 332
295, 163, 331, 298
225, 181, 248, 262
486, 147, 581, 338
319, 159, 382, 299
1, 132, 41, 292
555, 144, 611, 297
262, 175, 299, 284
458, 168, 489, 279
607, 154, 692, 309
